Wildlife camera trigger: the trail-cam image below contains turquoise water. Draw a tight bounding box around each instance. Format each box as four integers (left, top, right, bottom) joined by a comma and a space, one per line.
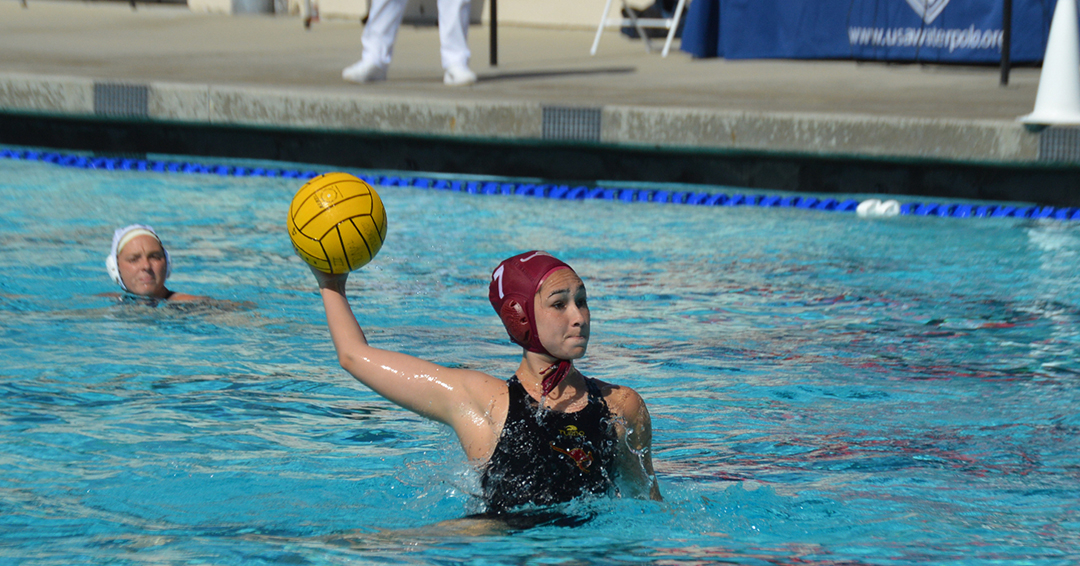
1, 154, 1079, 565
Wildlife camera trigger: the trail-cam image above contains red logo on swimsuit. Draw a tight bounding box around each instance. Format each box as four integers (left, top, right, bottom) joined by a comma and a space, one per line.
550, 442, 594, 472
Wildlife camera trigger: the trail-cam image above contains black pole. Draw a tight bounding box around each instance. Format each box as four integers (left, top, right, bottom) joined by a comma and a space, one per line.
1001, 0, 1012, 85
489, 0, 498, 66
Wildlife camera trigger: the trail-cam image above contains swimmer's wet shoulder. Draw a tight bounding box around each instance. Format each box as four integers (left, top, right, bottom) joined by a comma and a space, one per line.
595, 378, 661, 501
163, 291, 212, 303
104, 292, 253, 316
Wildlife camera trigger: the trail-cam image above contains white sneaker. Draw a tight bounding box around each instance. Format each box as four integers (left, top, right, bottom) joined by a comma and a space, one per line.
342, 60, 387, 83
443, 65, 477, 86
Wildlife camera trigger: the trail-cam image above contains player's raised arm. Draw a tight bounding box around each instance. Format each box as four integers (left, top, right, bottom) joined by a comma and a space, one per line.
312, 268, 500, 427
290, 174, 501, 431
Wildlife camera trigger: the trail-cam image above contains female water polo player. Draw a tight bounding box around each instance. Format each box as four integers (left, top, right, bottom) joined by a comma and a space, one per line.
311, 250, 662, 513
104, 224, 209, 303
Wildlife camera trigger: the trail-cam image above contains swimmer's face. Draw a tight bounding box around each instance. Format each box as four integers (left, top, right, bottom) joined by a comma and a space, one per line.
117, 235, 169, 298
534, 268, 590, 360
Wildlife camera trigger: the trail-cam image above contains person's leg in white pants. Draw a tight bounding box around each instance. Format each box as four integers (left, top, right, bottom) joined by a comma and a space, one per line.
436, 0, 470, 69
342, 0, 406, 82
343, 0, 476, 85
437, 0, 473, 81
362, 0, 408, 68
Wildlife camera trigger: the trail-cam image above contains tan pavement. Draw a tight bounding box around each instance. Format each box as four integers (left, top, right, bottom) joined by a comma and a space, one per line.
0, 0, 1041, 120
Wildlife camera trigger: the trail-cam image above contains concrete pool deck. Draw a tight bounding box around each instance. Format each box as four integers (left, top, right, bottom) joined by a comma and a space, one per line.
2, 0, 1078, 205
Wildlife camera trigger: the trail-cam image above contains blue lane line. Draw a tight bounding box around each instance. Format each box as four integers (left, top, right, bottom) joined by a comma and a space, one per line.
3, 148, 1077, 221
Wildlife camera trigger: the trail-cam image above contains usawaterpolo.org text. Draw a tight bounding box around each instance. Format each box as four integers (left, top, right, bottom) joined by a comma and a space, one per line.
848, 24, 1004, 52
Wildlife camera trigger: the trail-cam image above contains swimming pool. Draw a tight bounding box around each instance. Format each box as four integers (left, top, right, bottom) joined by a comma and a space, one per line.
2, 151, 1078, 565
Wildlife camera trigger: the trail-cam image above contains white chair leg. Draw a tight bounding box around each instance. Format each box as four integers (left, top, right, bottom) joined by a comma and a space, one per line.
628, 7, 656, 53
661, 0, 687, 57
590, 0, 618, 55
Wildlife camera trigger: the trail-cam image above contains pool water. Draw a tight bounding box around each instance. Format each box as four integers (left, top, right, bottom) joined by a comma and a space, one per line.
1, 153, 1078, 565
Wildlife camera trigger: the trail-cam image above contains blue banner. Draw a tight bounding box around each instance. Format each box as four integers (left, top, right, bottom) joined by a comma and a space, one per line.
681, 0, 1056, 63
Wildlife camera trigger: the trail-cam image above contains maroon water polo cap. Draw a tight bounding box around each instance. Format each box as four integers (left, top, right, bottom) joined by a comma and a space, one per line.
488, 250, 573, 354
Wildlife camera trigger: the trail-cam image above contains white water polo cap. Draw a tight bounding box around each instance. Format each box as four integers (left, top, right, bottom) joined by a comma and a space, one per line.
105, 224, 172, 291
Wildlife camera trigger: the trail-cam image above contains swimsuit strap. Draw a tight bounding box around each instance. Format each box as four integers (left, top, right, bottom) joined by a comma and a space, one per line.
583, 377, 604, 402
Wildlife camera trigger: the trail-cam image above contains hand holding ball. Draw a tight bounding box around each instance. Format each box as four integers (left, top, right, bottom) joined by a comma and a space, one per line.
288, 173, 388, 274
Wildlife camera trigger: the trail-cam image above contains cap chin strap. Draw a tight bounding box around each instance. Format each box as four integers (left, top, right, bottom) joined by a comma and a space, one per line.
540, 360, 573, 397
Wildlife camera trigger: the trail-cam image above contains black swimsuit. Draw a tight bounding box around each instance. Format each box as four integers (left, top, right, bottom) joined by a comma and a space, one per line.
481, 375, 618, 513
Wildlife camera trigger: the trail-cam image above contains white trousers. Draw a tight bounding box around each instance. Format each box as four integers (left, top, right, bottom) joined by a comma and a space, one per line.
360, 0, 472, 70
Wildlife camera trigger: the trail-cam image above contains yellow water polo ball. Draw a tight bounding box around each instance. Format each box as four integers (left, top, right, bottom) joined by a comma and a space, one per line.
288, 172, 388, 274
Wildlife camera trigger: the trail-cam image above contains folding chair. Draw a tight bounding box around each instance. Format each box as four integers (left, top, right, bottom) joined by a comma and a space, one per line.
589, 0, 688, 58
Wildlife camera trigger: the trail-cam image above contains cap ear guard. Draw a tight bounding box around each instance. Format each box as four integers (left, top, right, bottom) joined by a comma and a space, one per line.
104, 253, 126, 291
499, 299, 531, 346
